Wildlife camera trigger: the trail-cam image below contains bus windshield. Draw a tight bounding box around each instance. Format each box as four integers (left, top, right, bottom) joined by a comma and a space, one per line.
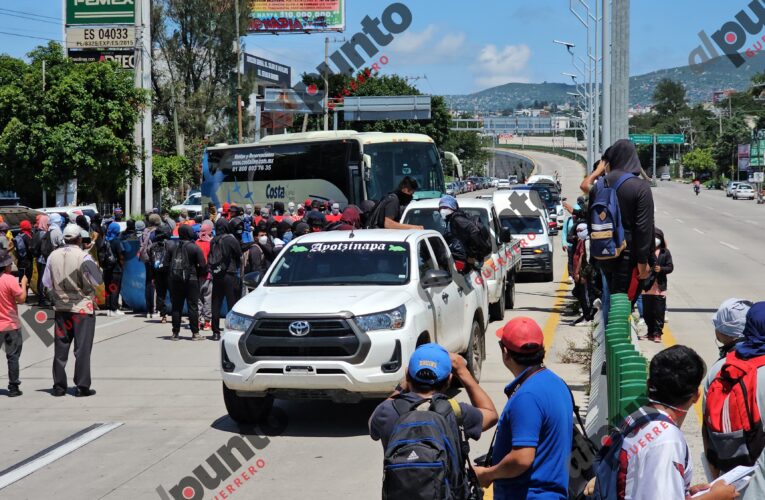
202, 140, 361, 208
365, 142, 445, 201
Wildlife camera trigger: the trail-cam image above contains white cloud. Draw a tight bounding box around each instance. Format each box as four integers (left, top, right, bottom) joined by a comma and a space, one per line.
472, 44, 532, 88
388, 25, 467, 63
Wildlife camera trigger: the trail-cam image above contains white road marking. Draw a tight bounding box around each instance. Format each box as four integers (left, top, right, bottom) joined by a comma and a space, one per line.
0, 422, 123, 490
693, 228, 704, 234
675, 218, 684, 224
720, 241, 740, 251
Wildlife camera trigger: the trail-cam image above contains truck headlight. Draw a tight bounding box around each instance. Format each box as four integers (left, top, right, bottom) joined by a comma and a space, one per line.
225, 311, 254, 332
355, 305, 406, 332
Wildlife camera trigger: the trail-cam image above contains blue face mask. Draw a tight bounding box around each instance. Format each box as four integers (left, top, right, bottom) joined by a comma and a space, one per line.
282, 231, 293, 243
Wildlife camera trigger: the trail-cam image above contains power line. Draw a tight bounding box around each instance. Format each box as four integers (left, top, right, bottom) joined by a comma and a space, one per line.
0, 30, 62, 43
0, 7, 61, 22
0, 11, 61, 26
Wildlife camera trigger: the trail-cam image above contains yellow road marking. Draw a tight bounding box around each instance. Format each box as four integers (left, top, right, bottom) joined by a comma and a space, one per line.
484, 267, 570, 499
660, 324, 704, 424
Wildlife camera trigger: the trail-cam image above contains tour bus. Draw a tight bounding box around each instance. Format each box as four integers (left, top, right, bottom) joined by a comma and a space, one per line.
201, 131, 447, 209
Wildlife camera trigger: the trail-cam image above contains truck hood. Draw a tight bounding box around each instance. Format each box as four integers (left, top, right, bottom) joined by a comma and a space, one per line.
233, 286, 416, 317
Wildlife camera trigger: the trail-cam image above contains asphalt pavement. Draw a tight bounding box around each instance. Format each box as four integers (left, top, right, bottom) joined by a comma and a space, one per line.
0, 150, 592, 499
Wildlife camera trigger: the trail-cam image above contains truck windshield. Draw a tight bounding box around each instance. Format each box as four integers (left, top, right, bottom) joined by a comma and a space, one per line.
267, 242, 410, 286
365, 142, 445, 201
402, 208, 489, 235
500, 216, 544, 235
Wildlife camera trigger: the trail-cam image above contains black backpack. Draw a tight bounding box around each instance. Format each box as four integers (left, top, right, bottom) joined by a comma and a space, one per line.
170, 241, 191, 281
13, 234, 28, 260
367, 193, 398, 229
149, 240, 167, 271
40, 230, 55, 260
382, 394, 481, 500
99, 239, 117, 270
470, 215, 492, 261
208, 235, 232, 276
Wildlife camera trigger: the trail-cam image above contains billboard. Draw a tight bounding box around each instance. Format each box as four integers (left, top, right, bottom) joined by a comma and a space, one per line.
66, 0, 135, 26
263, 88, 323, 114
68, 49, 135, 69
248, 0, 345, 33
244, 54, 291, 88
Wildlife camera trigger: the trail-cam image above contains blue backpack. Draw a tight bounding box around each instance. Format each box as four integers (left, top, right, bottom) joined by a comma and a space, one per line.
589, 173, 634, 261
591, 411, 674, 500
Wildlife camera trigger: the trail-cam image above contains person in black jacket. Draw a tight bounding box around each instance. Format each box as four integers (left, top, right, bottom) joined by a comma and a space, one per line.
583, 139, 655, 302
210, 218, 243, 341
438, 196, 491, 273
641, 228, 673, 342
169, 225, 207, 341
372, 176, 424, 230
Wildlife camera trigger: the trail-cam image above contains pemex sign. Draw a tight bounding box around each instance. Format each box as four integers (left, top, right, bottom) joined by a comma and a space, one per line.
66, 0, 135, 26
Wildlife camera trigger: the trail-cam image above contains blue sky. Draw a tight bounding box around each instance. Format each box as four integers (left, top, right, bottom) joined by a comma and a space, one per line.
0, 1, 748, 95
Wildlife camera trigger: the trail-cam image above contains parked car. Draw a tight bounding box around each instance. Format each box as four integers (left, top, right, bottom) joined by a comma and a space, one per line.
465, 180, 476, 192
497, 179, 511, 189
660, 173, 671, 181
221, 229, 490, 423
733, 183, 756, 200
446, 183, 456, 196
508, 175, 519, 184
726, 181, 741, 197
37, 205, 99, 226
171, 190, 202, 217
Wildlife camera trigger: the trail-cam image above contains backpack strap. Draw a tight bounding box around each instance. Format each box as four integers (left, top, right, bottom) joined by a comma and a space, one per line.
611, 173, 636, 192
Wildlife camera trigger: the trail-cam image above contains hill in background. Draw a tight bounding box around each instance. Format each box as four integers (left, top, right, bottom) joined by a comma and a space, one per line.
445, 53, 765, 113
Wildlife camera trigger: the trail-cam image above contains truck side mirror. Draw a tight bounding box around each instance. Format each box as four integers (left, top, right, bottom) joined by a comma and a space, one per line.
421, 269, 452, 288
243, 272, 262, 291
362, 154, 372, 182
500, 228, 512, 243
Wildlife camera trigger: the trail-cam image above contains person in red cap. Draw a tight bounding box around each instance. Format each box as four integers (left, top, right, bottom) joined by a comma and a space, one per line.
474, 317, 573, 499
222, 202, 231, 220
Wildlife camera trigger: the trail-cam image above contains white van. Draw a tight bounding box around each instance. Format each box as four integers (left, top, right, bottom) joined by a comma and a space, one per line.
492, 190, 555, 282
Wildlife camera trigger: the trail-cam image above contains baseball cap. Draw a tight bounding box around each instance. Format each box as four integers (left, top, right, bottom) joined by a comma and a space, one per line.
712, 298, 753, 339
438, 195, 458, 211
63, 223, 82, 241
0, 249, 12, 267
498, 317, 544, 353
408, 343, 452, 385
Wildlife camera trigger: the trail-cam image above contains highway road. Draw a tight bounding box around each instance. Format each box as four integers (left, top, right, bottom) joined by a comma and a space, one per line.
0, 150, 590, 499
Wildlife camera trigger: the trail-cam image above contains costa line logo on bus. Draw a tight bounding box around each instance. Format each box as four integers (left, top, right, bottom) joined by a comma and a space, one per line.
689, 0, 765, 72
293, 2, 412, 113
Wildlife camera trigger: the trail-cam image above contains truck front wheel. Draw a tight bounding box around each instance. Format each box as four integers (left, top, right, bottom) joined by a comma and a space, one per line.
223, 382, 274, 424
489, 283, 506, 321
505, 277, 516, 310
464, 320, 484, 382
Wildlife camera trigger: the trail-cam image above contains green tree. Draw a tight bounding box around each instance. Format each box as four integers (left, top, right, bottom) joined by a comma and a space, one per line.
0, 42, 146, 205
712, 115, 751, 178
682, 147, 715, 175
444, 131, 491, 176
652, 79, 688, 117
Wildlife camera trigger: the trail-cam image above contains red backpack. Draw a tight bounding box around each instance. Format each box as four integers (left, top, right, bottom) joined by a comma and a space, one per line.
704, 351, 765, 471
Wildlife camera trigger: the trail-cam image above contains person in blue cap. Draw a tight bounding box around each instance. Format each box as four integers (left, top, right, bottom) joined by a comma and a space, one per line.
438, 195, 491, 273
369, 342, 497, 448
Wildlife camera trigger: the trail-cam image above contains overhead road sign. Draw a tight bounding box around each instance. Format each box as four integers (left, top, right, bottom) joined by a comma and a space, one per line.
344, 96, 432, 122
248, 0, 345, 33
66, 0, 135, 25
66, 26, 135, 49
656, 134, 684, 145
629, 134, 653, 145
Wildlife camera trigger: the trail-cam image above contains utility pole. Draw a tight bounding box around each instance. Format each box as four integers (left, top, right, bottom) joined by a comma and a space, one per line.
235, 0, 243, 143
324, 36, 330, 131
611, 0, 630, 141
42, 60, 47, 208
602, 0, 611, 150
142, 0, 153, 212
131, 0, 143, 216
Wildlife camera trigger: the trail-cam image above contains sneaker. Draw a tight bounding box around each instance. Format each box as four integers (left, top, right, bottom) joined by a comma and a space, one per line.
75, 387, 96, 397
192, 333, 203, 341
653, 336, 662, 343
106, 310, 114, 317
148, 313, 154, 319
161, 316, 167, 324
638, 318, 646, 327
114, 310, 125, 316
172, 332, 180, 341
52, 387, 66, 397
8, 386, 22, 397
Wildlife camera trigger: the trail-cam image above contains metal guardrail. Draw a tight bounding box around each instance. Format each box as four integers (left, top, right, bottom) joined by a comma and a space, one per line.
585, 293, 648, 435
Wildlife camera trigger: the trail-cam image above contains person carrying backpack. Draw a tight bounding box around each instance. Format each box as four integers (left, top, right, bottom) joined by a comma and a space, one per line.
438, 196, 492, 274
473, 317, 573, 499
168, 225, 207, 341
31, 214, 53, 307
587, 345, 737, 500
13, 220, 33, 287
704, 302, 765, 477
369, 176, 424, 230
210, 218, 242, 341
641, 228, 673, 342
196, 220, 214, 333
103, 222, 125, 317
150, 225, 173, 323
585, 140, 654, 302
369, 343, 498, 500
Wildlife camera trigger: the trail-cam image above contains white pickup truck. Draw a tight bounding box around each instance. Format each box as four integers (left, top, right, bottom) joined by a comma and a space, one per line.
401, 198, 522, 320
221, 229, 489, 423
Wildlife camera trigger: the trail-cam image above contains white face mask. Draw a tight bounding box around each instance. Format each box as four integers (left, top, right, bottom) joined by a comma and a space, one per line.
439, 208, 453, 219
258, 236, 268, 245
655, 238, 661, 247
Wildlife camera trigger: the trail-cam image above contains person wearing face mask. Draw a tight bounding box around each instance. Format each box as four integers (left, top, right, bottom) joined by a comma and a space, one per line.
287, 201, 296, 217
247, 223, 276, 277
438, 196, 491, 274
209, 218, 243, 341
275, 220, 293, 245
326, 202, 342, 223
370, 176, 424, 230
571, 223, 597, 325
272, 202, 285, 223
641, 228, 673, 342
305, 211, 327, 233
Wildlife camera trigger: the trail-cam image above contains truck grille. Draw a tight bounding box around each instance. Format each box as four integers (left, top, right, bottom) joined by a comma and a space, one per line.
521, 248, 539, 256
244, 317, 360, 358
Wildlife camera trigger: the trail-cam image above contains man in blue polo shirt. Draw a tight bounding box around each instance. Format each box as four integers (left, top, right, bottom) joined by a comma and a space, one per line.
474, 317, 573, 499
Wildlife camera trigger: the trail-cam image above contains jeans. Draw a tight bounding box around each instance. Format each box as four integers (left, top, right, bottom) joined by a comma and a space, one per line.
170, 278, 200, 335
212, 273, 241, 335
199, 279, 212, 322
2, 329, 22, 388
53, 313, 96, 391
643, 295, 667, 338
